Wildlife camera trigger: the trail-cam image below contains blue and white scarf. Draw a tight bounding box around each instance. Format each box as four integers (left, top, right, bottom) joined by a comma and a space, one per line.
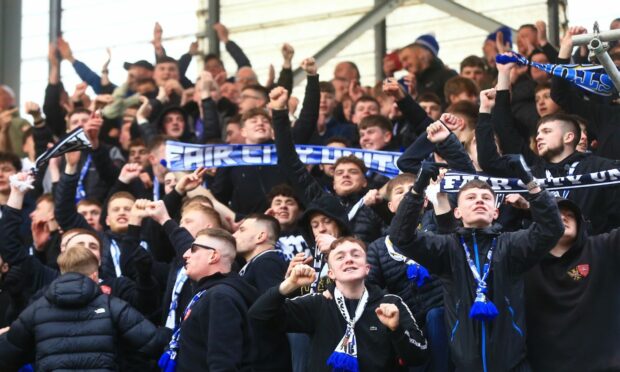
326, 287, 369, 372
158, 289, 207, 372
496, 52, 615, 96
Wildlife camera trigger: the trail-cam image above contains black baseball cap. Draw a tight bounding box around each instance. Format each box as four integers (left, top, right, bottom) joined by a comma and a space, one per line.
123, 60, 154, 71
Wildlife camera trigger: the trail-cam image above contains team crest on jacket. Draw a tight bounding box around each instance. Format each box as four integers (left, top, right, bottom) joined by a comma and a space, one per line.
567, 264, 590, 281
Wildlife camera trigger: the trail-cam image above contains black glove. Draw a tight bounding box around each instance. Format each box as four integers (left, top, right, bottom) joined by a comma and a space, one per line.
504, 154, 534, 184
413, 161, 446, 194
2, 264, 26, 298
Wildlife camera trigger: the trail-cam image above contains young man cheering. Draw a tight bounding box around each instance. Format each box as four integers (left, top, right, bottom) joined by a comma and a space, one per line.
249, 237, 428, 371
389, 120, 564, 371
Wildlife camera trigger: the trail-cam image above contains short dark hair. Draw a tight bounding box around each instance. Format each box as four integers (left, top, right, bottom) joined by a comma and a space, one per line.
244, 213, 281, 242
358, 114, 393, 132
226, 114, 242, 127
62, 228, 102, 253
147, 135, 169, 152
0, 151, 21, 172
456, 179, 496, 203
325, 136, 351, 147
242, 84, 269, 102
444, 76, 479, 103
266, 184, 302, 208
537, 112, 581, 148
534, 81, 551, 94
319, 81, 336, 95
352, 95, 380, 115
77, 198, 102, 210
460, 55, 486, 72
67, 107, 92, 120
417, 92, 441, 106
157, 56, 179, 66
334, 155, 367, 174
241, 107, 271, 126
129, 138, 146, 150
446, 101, 479, 130
204, 53, 224, 67
519, 24, 537, 33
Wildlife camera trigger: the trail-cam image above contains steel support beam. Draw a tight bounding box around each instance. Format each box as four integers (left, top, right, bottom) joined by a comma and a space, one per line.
374, 0, 388, 81
423, 0, 516, 40
0, 0, 22, 106
292, 0, 403, 86
547, 0, 560, 47
207, 0, 220, 56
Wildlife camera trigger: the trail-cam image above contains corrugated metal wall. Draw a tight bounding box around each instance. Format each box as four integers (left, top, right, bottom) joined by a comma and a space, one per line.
19, 0, 550, 107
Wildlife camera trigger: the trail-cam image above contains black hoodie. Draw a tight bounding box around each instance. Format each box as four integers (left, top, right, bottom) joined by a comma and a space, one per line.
0, 273, 169, 371
525, 199, 620, 371
175, 271, 258, 372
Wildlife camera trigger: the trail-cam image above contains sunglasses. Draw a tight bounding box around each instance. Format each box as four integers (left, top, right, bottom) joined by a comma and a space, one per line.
190, 243, 218, 253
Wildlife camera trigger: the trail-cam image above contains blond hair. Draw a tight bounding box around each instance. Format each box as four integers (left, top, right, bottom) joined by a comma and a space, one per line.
57, 245, 99, 276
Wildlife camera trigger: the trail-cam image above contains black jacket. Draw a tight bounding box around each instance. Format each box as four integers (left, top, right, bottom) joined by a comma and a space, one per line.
415, 58, 457, 107
367, 237, 445, 325
476, 110, 620, 235
525, 212, 620, 371
211, 143, 288, 217
239, 250, 292, 372
0, 273, 169, 371
175, 272, 258, 372
390, 189, 563, 371
249, 284, 428, 372
551, 57, 620, 160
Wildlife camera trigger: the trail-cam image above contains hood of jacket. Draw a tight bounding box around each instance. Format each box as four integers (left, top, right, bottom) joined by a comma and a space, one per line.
298, 193, 351, 246
44, 272, 101, 308
196, 271, 258, 307
156, 105, 194, 142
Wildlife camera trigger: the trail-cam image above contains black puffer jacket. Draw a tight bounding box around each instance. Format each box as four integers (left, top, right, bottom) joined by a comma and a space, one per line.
0, 273, 169, 371
367, 237, 443, 325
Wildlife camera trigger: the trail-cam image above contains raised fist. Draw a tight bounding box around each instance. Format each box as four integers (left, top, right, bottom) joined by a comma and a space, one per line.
375, 303, 400, 331
300, 57, 317, 76
268, 86, 289, 110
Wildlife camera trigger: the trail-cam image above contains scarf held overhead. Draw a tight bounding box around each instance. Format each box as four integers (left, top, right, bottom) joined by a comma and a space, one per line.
165, 141, 401, 177
496, 52, 615, 96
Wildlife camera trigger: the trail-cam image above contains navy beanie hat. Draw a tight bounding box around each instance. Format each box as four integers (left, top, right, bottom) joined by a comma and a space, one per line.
486, 26, 513, 48
414, 34, 439, 57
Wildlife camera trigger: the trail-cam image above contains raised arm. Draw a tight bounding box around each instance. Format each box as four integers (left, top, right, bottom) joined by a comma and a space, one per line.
291, 58, 319, 144
426, 114, 476, 173
197, 71, 222, 142
388, 163, 452, 275
2, 173, 35, 265
146, 200, 194, 258
494, 55, 536, 159
54, 151, 92, 231
213, 23, 251, 68
276, 43, 294, 94
270, 86, 326, 205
